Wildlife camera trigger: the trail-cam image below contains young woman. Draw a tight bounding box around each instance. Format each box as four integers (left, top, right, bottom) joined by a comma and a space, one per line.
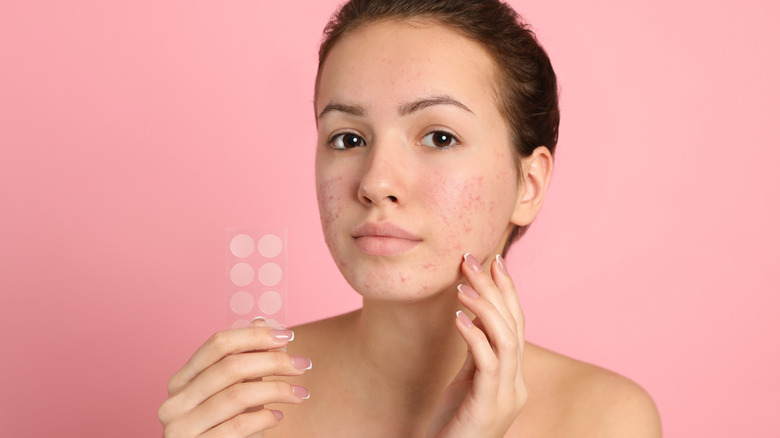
159, 1, 662, 436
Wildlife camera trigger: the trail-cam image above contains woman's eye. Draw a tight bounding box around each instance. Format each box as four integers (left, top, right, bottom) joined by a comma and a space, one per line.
329, 133, 366, 150
421, 131, 459, 148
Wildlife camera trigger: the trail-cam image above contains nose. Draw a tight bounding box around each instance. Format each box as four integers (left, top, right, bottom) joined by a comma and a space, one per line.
357, 141, 406, 208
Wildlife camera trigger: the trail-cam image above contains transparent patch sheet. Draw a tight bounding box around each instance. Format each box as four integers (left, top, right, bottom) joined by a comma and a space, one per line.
226, 228, 287, 329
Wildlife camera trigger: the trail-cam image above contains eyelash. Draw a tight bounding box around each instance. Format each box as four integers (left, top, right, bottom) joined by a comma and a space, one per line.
326, 130, 461, 150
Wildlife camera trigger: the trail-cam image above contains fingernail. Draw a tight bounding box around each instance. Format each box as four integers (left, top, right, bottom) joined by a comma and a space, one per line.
457, 284, 479, 299
273, 409, 284, 420
271, 329, 294, 341
495, 254, 508, 275
456, 310, 474, 328
292, 384, 311, 400
290, 355, 313, 370
464, 253, 482, 272
251, 316, 267, 326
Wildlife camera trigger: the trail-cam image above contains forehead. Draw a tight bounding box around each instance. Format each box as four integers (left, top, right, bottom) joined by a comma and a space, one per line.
316, 20, 499, 116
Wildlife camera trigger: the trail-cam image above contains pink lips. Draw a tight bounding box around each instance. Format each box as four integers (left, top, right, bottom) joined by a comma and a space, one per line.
352, 222, 422, 256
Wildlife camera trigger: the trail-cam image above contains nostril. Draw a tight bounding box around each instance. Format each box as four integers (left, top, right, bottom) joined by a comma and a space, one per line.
388, 195, 398, 203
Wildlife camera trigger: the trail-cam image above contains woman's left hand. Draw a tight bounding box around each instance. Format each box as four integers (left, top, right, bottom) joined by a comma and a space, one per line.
427, 253, 527, 438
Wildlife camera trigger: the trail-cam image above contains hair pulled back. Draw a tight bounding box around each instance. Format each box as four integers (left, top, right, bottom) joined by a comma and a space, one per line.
316, 0, 559, 254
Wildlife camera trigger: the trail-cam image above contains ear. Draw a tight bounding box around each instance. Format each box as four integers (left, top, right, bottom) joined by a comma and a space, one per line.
511, 146, 553, 226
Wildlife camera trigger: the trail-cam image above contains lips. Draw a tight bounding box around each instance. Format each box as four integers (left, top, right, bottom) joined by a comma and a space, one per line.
352, 222, 422, 256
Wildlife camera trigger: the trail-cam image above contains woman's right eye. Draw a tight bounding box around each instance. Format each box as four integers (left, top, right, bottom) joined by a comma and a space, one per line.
328, 133, 366, 150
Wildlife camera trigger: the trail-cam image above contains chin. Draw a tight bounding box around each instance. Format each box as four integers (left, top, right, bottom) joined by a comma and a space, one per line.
334, 251, 463, 303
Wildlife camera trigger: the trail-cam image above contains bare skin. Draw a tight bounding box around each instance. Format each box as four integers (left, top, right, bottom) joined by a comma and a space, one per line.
159, 20, 661, 437
267, 314, 661, 437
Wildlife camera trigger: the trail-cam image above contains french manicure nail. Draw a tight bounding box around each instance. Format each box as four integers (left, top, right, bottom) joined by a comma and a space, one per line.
458, 284, 479, 299
495, 254, 508, 275
290, 355, 313, 370
292, 384, 311, 400
273, 409, 284, 420
464, 253, 483, 272
456, 310, 474, 328
271, 329, 294, 341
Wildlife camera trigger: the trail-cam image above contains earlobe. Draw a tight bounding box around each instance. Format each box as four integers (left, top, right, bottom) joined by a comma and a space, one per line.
511, 146, 553, 226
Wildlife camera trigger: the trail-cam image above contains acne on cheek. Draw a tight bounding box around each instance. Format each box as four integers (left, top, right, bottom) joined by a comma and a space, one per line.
427, 169, 511, 257
316, 176, 346, 233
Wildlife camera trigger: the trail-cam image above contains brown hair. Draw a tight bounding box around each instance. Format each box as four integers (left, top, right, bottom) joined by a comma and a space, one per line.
316, 0, 559, 257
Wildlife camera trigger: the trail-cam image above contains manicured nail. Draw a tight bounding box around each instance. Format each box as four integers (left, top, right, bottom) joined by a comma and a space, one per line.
456, 310, 474, 328
495, 254, 508, 275
464, 253, 482, 272
457, 284, 479, 299
291, 385, 311, 400
290, 355, 313, 370
273, 409, 284, 420
251, 316, 267, 326
271, 329, 294, 341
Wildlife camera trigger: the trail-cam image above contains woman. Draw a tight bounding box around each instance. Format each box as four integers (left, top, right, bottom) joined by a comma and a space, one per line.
159, 0, 662, 436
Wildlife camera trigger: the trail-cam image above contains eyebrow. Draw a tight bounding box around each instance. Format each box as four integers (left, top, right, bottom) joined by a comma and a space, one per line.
317, 103, 367, 120
316, 94, 473, 120
398, 95, 473, 116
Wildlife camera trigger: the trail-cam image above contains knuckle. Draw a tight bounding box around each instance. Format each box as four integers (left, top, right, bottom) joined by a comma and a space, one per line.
271, 380, 294, 397
162, 420, 183, 438
220, 353, 244, 377
497, 333, 518, 353
225, 383, 252, 405
271, 351, 291, 371
157, 401, 172, 424
166, 376, 179, 396
482, 357, 500, 376
207, 330, 233, 353
230, 413, 255, 435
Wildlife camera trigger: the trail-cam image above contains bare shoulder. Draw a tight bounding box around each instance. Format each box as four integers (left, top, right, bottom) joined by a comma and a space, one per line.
515, 342, 662, 438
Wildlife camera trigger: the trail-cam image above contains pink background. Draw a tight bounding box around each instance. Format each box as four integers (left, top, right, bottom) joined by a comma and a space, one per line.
1, 1, 778, 436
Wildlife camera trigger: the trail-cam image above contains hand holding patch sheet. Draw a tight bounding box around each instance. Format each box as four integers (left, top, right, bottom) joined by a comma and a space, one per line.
226, 228, 287, 329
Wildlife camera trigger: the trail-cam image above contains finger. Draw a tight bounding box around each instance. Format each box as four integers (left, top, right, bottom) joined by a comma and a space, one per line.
180, 380, 309, 436
491, 255, 525, 353
458, 283, 520, 399
168, 327, 295, 396
172, 351, 312, 415
455, 311, 500, 398
200, 409, 283, 438
490, 255, 528, 401
457, 285, 519, 366
462, 253, 515, 328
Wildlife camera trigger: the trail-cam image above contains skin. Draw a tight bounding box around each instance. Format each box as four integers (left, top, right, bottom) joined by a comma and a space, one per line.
159, 20, 662, 438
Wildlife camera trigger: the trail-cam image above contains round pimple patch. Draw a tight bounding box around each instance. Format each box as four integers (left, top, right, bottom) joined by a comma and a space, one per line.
258, 262, 282, 286
231, 319, 251, 329
230, 291, 254, 315
258, 290, 283, 315
258, 234, 283, 258
230, 262, 255, 286
229, 234, 255, 258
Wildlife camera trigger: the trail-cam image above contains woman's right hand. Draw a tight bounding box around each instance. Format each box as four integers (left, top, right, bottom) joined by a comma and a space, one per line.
158, 319, 312, 437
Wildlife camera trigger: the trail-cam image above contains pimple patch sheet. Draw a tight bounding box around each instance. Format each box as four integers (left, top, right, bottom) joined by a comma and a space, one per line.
226, 228, 287, 329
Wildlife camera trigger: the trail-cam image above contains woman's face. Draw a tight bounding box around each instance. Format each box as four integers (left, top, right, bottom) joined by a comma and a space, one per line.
315, 20, 523, 301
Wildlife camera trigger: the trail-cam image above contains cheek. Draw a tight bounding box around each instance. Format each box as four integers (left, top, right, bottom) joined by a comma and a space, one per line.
316, 175, 347, 235
423, 165, 516, 253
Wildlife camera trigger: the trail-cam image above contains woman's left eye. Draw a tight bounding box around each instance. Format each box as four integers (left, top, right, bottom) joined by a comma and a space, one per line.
421, 131, 459, 148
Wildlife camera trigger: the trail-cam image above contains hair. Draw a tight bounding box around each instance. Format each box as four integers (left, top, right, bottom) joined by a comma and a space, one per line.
316, 0, 559, 257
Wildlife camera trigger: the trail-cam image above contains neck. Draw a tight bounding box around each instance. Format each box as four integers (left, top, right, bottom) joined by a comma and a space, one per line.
341, 288, 469, 417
